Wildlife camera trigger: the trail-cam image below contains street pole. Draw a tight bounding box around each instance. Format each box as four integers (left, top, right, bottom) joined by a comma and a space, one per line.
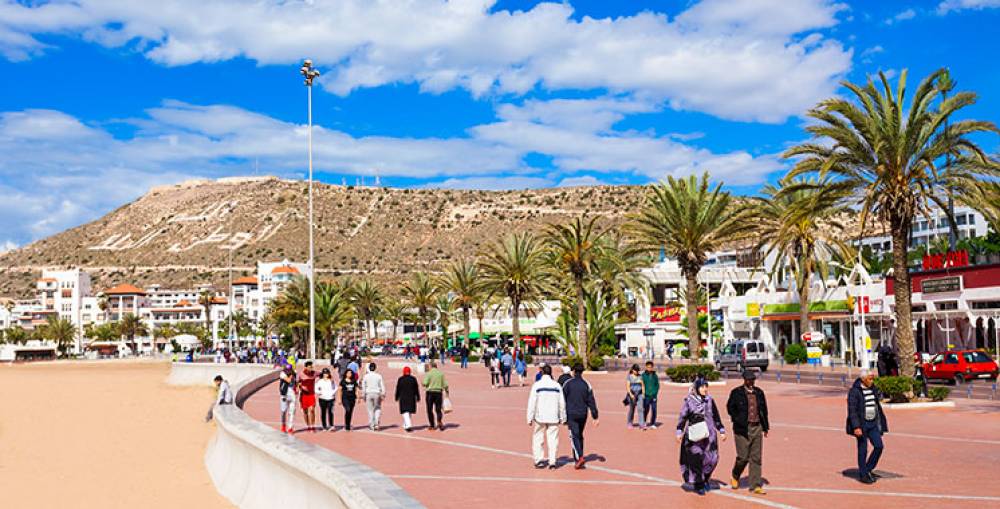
301, 60, 320, 361
228, 246, 233, 348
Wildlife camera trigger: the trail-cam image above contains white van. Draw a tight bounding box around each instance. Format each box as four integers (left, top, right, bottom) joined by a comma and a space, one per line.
715, 340, 769, 372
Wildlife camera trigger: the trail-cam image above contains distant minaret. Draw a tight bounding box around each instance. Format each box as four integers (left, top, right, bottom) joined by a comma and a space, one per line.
374, 174, 381, 187
342, 177, 347, 187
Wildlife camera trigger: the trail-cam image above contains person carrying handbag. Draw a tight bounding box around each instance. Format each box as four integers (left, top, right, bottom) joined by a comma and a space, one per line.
676, 377, 727, 495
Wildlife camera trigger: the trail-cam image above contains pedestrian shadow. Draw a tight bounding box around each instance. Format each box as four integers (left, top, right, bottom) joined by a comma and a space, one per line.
840, 468, 903, 480
555, 453, 607, 464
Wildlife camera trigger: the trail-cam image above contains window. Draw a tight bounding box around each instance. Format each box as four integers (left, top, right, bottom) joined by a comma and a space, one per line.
747, 342, 759, 353
936, 301, 958, 311
968, 214, 976, 225
931, 354, 943, 364
944, 353, 959, 364
964, 352, 991, 363
957, 215, 967, 225
971, 301, 1000, 309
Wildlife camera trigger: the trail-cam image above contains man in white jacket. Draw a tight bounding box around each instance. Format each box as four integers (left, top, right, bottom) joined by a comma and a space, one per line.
527, 364, 566, 469
362, 363, 386, 431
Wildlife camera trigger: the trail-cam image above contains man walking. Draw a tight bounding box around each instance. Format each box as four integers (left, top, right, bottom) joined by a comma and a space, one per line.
641, 361, 660, 428
561, 363, 598, 469
423, 361, 449, 431
727, 370, 769, 494
460, 344, 470, 369
362, 362, 386, 431
526, 365, 566, 469
278, 364, 297, 434
847, 369, 887, 484
501, 349, 514, 387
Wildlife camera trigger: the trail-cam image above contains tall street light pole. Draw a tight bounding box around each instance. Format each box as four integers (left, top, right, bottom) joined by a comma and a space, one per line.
301, 59, 320, 360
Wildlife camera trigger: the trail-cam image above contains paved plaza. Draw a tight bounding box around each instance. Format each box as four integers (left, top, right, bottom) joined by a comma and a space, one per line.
243, 362, 1000, 509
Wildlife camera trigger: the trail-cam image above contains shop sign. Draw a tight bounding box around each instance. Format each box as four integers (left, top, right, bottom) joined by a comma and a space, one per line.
746, 302, 760, 317
650, 305, 707, 322
921, 276, 962, 294
650, 306, 681, 322
922, 250, 969, 271
643, 328, 656, 337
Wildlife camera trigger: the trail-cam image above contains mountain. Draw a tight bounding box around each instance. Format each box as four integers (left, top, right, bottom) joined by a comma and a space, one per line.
0, 176, 650, 297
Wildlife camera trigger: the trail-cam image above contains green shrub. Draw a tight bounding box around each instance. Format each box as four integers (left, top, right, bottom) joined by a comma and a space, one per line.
666, 364, 721, 383
524, 353, 534, 365
469, 354, 481, 363
928, 386, 950, 402
598, 344, 616, 357
587, 355, 605, 371
680, 348, 691, 359
561, 354, 603, 371
873, 376, 917, 403
783, 343, 808, 365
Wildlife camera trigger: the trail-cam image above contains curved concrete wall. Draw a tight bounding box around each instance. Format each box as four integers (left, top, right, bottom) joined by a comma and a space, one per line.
167, 362, 276, 387
205, 371, 424, 509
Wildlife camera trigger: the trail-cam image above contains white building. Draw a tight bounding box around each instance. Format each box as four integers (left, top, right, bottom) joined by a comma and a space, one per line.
856, 205, 987, 254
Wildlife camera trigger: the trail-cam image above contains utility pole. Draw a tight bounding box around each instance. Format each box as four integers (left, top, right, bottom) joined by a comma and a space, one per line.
300, 59, 320, 360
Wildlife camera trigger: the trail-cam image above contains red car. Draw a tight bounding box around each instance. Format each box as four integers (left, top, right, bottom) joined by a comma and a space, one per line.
917, 350, 999, 384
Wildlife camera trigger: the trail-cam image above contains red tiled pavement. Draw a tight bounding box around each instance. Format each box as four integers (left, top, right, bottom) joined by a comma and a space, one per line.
243, 361, 1000, 509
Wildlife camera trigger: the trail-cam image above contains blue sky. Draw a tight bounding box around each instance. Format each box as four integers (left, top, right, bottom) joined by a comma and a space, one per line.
1, 0, 1000, 249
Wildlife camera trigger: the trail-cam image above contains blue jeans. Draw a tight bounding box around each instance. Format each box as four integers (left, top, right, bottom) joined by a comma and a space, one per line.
502, 367, 512, 386
461, 356, 468, 368
642, 395, 658, 425
856, 420, 884, 477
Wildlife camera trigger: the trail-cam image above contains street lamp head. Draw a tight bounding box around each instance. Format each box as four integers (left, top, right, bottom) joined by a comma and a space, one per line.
303, 59, 313, 67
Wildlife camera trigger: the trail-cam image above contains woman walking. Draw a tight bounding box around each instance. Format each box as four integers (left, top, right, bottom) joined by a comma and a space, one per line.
515, 353, 527, 386
625, 364, 646, 429
676, 377, 727, 495
489, 356, 501, 388
316, 368, 338, 431
395, 366, 421, 432
340, 370, 359, 431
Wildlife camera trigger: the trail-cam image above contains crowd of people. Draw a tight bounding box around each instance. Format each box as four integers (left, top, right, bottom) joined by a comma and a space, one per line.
211, 346, 891, 497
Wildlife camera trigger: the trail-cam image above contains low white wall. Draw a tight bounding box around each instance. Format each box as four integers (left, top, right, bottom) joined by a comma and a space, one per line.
205, 371, 424, 509
166, 362, 275, 387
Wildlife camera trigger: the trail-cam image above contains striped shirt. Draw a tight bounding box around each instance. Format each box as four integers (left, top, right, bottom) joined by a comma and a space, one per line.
862, 387, 877, 421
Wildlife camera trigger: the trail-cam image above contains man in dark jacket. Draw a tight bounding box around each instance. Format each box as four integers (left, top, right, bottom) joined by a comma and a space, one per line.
561, 363, 599, 470
557, 365, 573, 386
726, 370, 769, 495
847, 370, 888, 484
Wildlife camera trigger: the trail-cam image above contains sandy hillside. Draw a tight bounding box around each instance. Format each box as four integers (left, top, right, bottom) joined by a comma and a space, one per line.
0, 360, 232, 508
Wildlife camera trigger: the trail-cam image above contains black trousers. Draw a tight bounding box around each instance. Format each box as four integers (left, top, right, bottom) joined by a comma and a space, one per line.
426, 391, 443, 427
319, 398, 334, 429
567, 414, 588, 460
343, 398, 356, 430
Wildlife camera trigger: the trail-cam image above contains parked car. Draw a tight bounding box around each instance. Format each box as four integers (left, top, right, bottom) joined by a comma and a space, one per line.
715, 340, 769, 372
917, 350, 999, 384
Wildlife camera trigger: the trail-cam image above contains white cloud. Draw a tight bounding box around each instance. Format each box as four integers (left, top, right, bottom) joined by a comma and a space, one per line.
557, 175, 605, 187
885, 8, 917, 24
0, 97, 783, 244
0, 0, 852, 123
0, 240, 17, 254
422, 176, 554, 190
938, 0, 1000, 13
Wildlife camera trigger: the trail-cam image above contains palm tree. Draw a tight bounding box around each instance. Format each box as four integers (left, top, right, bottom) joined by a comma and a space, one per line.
270, 276, 311, 350
315, 281, 354, 352
401, 272, 437, 343
754, 177, 853, 341
544, 216, 606, 360
478, 232, 552, 345
591, 233, 651, 323
6, 326, 28, 345
351, 280, 384, 346
197, 289, 215, 344
42, 315, 76, 353
435, 294, 455, 349
118, 313, 148, 353
436, 258, 482, 348
785, 69, 1000, 376
381, 298, 408, 342
231, 310, 253, 343
627, 172, 752, 357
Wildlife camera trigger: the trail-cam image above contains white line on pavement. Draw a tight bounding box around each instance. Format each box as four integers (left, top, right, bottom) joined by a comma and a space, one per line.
390, 474, 665, 486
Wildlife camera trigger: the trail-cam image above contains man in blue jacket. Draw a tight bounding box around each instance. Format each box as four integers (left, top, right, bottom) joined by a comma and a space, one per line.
562, 363, 599, 470
846, 370, 888, 484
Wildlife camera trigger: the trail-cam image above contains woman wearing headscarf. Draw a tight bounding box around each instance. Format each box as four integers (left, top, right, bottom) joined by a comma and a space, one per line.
395, 366, 421, 432
676, 376, 727, 495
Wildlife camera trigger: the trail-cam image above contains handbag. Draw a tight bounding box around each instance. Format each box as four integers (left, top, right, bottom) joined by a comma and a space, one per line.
686, 413, 709, 442
443, 397, 454, 414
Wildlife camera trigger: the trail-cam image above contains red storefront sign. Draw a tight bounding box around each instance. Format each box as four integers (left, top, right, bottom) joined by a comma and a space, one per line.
650, 305, 707, 322
922, 250, 969, 271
